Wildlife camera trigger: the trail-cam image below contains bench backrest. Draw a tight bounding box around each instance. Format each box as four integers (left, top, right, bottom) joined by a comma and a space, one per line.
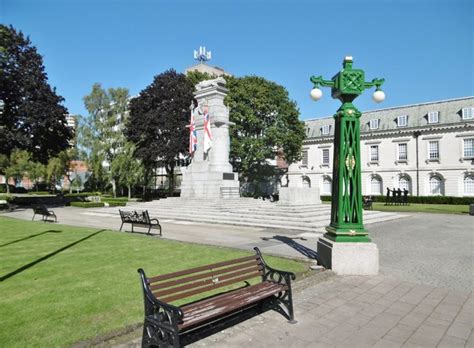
33, 205, 49, 214
146, 254, 264, 304
119, 210, 150, 224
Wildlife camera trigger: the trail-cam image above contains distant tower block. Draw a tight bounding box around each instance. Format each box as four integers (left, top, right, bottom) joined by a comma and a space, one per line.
185, 46, 233, 77
180, 77, 239, 199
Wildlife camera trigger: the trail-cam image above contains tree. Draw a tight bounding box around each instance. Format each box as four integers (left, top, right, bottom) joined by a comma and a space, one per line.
111, 142, 144, 199
127, 69, 194, 193
224, 76, 305, 193
29, 162, 47, 191
0, 25, 72, 163
3, 150, 32, 193
79, 83, 130, 197
46, 157, 64, 193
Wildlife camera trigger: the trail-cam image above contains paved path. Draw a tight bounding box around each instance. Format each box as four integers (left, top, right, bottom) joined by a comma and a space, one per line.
2, 207, 473, 347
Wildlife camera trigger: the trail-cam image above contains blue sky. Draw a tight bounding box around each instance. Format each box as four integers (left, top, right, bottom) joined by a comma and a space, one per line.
1, 0, 472, 120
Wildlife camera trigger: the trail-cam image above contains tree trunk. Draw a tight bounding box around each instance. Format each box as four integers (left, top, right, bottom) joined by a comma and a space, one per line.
167, 163, 175, 195
128, 184, 131, 200
112, 178, 117, 198
6, 178, 10, 194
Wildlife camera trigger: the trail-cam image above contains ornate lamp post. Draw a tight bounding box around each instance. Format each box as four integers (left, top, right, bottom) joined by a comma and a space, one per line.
310, 57, 385, 273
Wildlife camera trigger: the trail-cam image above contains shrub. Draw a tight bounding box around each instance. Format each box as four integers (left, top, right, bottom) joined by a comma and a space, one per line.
102, 197, 128, 203
321, 195, 474, 205
64, 192, 102, 198
106, 202, 127, 207
0, 195, 12, 202
70, 202, 105, 208
27, 191, 51, 195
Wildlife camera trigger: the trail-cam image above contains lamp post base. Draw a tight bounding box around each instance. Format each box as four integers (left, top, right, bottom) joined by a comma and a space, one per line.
317, 236, 379, 275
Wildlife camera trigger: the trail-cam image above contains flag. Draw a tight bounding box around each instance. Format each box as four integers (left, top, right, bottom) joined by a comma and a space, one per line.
203, 106, 213, 153
187, 108, 197, 154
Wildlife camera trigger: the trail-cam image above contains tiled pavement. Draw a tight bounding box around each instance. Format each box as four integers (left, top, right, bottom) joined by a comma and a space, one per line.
188, 275, 473, 348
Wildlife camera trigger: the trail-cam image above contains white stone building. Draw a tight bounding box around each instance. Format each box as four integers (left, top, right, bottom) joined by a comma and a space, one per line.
287, 97, 474, 197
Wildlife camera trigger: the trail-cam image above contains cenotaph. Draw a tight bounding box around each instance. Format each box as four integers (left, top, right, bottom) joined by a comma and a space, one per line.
180, 77, 239, 198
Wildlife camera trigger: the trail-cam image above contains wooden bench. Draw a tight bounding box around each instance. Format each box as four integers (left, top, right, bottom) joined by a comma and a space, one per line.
119, 209, 161, 236
32, 205, 57, 222
137, 247, 296, 347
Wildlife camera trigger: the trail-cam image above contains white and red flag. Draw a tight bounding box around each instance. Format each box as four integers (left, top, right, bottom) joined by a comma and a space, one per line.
187, 108, 197, 154
203, 106, 213, 153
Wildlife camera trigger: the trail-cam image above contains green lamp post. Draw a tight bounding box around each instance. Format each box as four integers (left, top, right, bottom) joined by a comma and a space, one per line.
310, 56, 385, 243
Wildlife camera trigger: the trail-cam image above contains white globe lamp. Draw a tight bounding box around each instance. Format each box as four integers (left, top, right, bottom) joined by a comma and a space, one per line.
372, 89, 385, 103
310, 88, 323, 101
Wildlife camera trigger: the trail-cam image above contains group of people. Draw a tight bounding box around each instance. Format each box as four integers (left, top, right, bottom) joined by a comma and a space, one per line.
385, 187, 409, 205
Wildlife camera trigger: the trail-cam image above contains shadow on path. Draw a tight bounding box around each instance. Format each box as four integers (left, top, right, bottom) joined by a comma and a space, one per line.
0, 229, 106, 282
262, 235, 319, 260
0, 230, 62, 248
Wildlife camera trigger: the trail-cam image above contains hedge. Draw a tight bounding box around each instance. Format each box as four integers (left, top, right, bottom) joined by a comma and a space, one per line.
64, 192, 102, 198
70, 202, 105, 208
106, 202, 127, 207
320, 195, 474, 205
27, 191, 52, 195
0, 195, 12, 202
102, 197, 128, 203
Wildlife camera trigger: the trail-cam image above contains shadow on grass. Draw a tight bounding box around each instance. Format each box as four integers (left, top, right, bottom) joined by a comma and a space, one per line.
261, 235, 318, 260
0, 229, 106, 282
0, 230, 62, 248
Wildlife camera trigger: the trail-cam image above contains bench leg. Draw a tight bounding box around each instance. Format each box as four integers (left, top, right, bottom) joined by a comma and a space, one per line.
131, 224, 134, 233
119, 222, 124, 232
142, 318, 181, 348
32, 213, 36, 221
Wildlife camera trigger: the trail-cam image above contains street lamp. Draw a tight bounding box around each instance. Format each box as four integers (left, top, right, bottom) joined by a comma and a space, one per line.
310, 56, 385, 243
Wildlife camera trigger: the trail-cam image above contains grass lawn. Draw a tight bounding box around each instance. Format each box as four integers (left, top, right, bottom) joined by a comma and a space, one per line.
0, 217, 309, 347
372, 202, 470, 215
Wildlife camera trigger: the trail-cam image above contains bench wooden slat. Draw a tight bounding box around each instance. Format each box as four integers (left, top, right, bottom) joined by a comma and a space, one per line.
161, 271, 263, 303
148, 255, 259, 283
150, 260, 262, 291
179, 282, 285, 329
152, 265, 263, 299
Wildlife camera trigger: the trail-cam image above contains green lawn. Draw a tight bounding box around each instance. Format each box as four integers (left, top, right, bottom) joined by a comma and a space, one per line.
372, 202, 470, 215
0, 217, 309, 347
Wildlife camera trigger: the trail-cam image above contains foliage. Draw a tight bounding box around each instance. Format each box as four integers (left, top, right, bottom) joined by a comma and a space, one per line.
28, 162, 47, 191
78, 84, 130, 196
46, 156, 65, 192
0, 217, 308, 347
70, 201, 105, 208
127, 69, 194, 192
225, 76, 305, 191
110, 142, 144, 199
0, 194, 12, 202
63, 192, 102, 198
2, 150, 32, 194
0, 25, 72, 163
186, 70, 216, 86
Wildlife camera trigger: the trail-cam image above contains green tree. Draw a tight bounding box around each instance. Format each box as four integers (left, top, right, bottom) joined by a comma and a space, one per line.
29, 162, 47, 191
111, 142, 144, 199
46, 157, 64, 193
79, 83, 130, 197
127, 69, 194, 193
225, 76, 305, 193
3, 150, 32, 193
0, 25, 72, 163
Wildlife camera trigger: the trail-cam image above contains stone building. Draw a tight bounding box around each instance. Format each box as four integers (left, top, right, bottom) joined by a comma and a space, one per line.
287, 96, 474, 197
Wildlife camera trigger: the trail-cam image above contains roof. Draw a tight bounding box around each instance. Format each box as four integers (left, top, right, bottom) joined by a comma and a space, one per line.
304, 96, 474, 139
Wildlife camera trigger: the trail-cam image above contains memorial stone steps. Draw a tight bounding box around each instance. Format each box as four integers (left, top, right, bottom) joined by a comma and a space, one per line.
88, 197, 403, 232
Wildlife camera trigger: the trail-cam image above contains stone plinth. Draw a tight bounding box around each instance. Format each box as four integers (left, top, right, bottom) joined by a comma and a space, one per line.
317, 236, 379, 275
278, 187, 321, 205
181, 77, 239, 199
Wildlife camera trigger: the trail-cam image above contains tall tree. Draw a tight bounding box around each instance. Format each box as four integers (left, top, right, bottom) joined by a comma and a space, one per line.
79, 83, 129, 197
3, 150, 32, 193
127, 69, 194, 193
0, 25, 72, 163
111, 142, 144, 199
225, 76, 305, 192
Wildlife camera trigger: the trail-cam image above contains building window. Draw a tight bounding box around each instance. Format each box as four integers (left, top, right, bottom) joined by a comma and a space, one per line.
429, 175, 443, 195
428, 141, 439, 160
463, 138, 474, 158
322, 177, 332, 194
428, 111, 439, 124
399, 176, 411, 192
322, 149, 330, 165
397, 115, 408, 127
369, 119, 379, 130
462, 107, 474, 120
464, 175, 474, 195
370, 145, 379, 162
302, 176, 311, 188
301, 150, 308, 167
397, 143, 408, 161
321, 125, 330, 135
370, 176, 382, 195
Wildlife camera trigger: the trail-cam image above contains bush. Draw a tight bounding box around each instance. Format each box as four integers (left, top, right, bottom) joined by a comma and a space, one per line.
321, 195, 474, 205
0, 195, 12, 202
27, 191, 51, 195
106, 202, 127, 207
102, 197, 128, 204
64, 192, 102, 198
70, 202, 105, 208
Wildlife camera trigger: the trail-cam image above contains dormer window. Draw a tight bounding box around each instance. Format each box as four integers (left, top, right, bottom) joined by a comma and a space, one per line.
321, 125, 330, 135
369, 119, 379, 130
428, 111, 439, 124
462, 107, 474, 120
397, 115, 408, 127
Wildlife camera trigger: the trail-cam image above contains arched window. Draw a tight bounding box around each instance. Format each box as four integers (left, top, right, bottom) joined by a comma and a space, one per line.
370, 175, 382, 195
429, 175, 443, 195
302, 176, 311, 188
464, 175, 474, 195
399, 175, 411, 192
322, 176, 332, 194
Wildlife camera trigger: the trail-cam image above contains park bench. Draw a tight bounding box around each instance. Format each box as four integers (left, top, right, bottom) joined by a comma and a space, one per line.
32, 205, 57, 222
119, 209, 161, 236
137, 247, 296, 348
